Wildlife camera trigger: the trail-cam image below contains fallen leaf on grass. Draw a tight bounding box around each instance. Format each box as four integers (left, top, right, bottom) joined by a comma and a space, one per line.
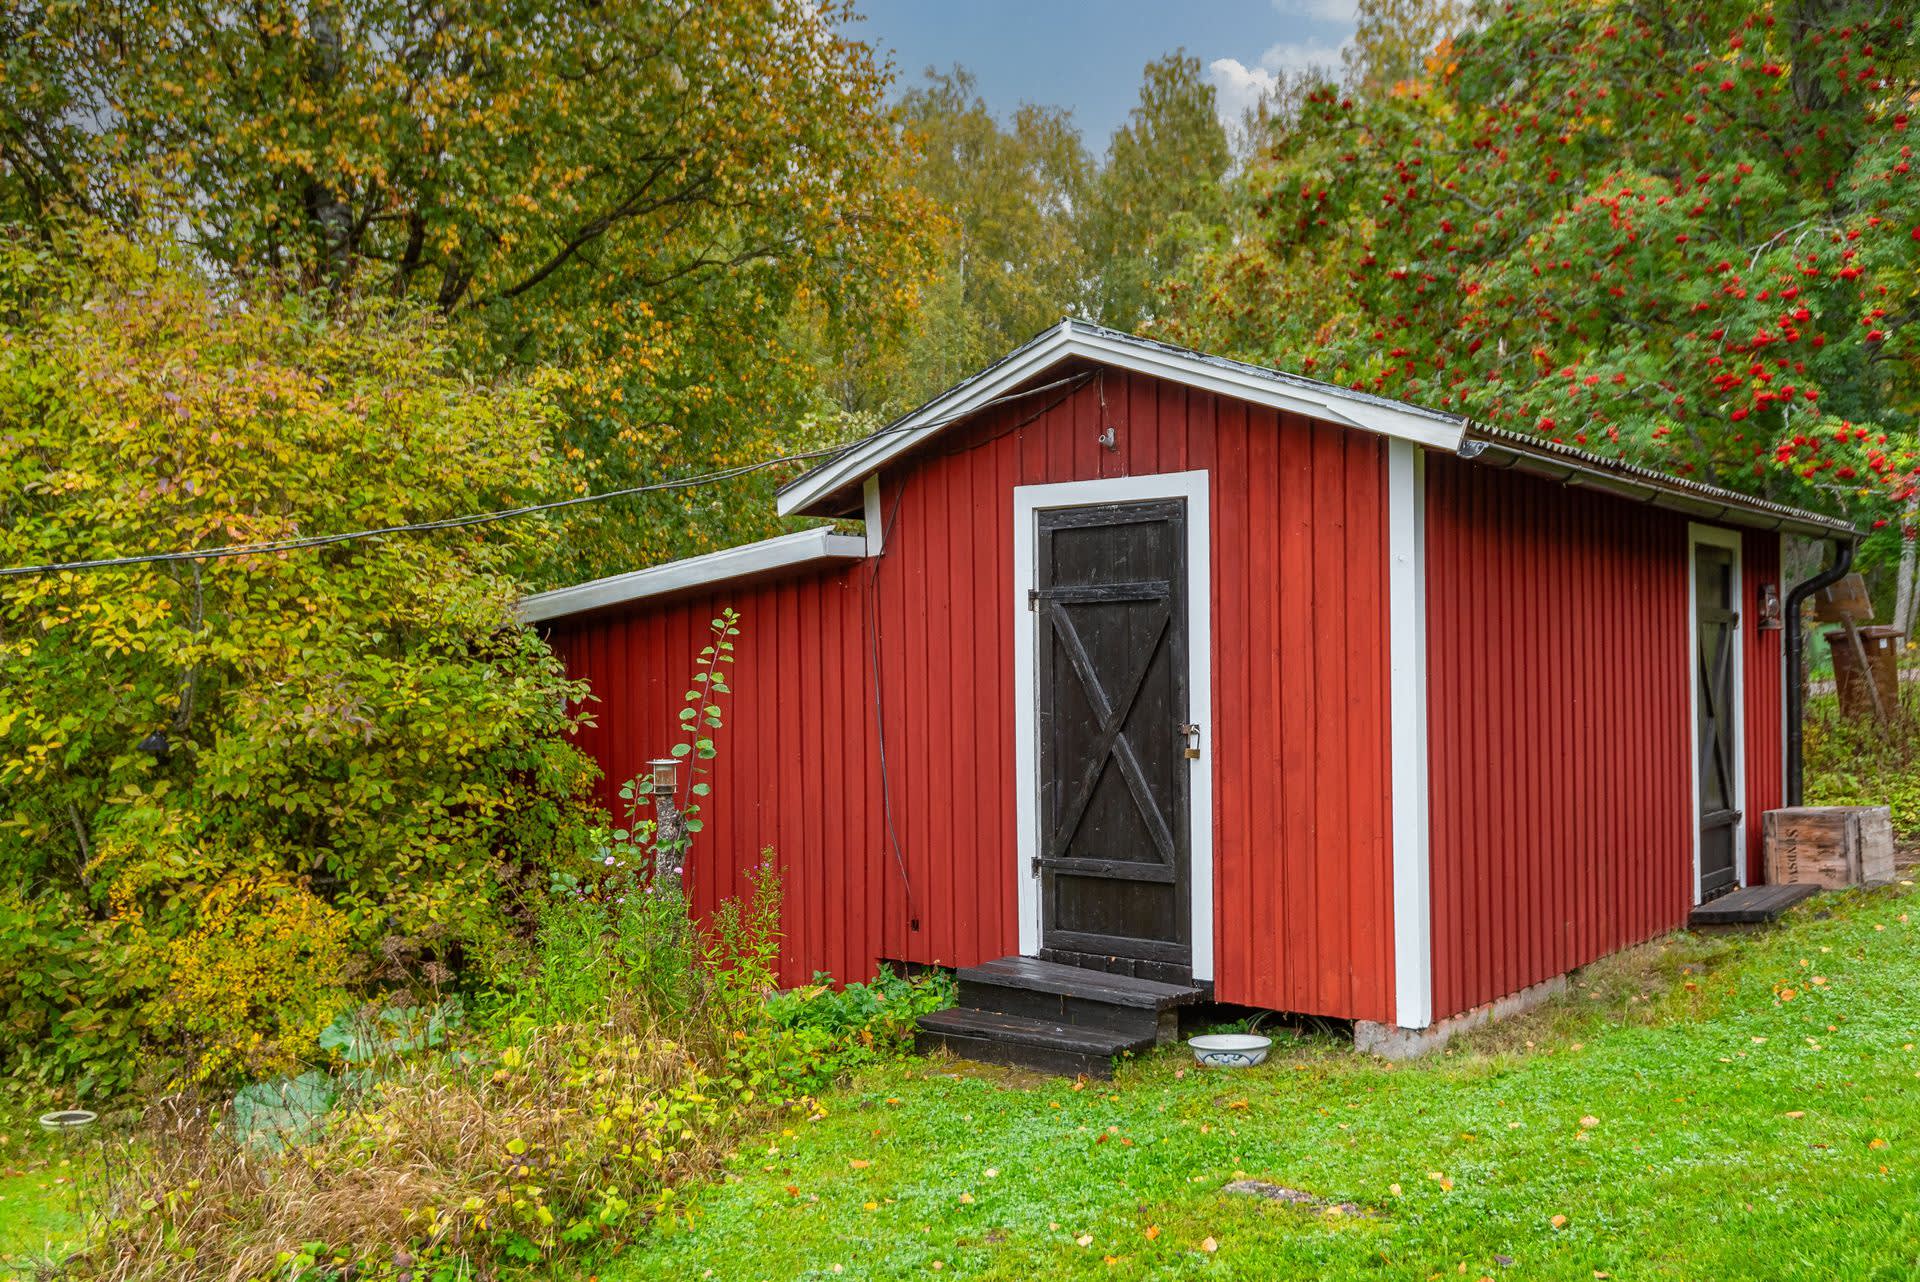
1144, 1225, 1161, 1240
1076, 1234, 1094, 1247
850, 1159, 870, 1170
1870, 1138, 1889, 1150
1579, 1115, 1600, 1128
1200, 1236, 1219, 1253
1550, 1215, 1568, 1229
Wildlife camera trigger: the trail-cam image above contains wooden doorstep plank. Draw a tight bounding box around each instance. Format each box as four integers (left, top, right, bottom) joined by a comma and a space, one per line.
1688, 883, 1820, 926
959, 954, 1205, 1007
916, 1007, 1155, 1055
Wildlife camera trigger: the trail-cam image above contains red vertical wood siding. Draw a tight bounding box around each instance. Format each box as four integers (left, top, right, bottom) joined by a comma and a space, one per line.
1741, 530, 1785, 884
544, 369, 1397, 1020
546, 573, 885, 989
1424, 457, 1697, 1020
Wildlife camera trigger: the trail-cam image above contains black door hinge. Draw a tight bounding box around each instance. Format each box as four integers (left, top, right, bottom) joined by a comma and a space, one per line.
1027, 588, 1040, 611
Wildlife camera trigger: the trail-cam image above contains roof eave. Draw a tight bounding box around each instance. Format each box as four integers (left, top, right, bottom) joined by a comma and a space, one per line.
775, 320, 1470, 518
516, 528, 868, 625
1464, 435, 1856, 541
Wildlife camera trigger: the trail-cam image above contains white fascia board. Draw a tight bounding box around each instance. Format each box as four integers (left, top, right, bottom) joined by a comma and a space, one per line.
516, 528, 866, 624
1066, 330, 1466, 453
777, 324, 1078, 516
776, 323, 1467, 517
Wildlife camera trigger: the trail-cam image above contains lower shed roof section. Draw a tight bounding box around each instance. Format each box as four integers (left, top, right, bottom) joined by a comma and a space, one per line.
516, 528, 866, 625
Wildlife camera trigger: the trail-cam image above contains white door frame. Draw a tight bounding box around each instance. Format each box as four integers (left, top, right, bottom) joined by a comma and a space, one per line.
1686, 522, 1747, 904
1012, 470, 1215, 980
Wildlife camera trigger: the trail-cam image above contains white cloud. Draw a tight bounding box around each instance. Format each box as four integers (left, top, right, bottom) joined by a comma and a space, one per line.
1207, 58, 1278, 126
1207, 41, 1345, 124
1256, 39, 1347, 75
1205, 57, 1282, 126
1270, 0, 1359, 22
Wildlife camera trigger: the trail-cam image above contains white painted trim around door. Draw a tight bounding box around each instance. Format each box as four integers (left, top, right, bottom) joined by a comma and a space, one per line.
1686, 522, 1747, 904
1387, 441, 1433, 1030
1012, 470, 1215, 980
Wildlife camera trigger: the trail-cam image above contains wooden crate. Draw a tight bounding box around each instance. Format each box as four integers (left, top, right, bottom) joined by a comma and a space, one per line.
1763, 806, 1896, 888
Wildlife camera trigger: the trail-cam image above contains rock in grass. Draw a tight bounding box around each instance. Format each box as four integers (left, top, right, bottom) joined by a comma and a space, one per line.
1220, 1180, 1375, 1216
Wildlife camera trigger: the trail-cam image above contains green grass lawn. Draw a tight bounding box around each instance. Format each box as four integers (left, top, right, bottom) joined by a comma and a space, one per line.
0, 1126, 82, 1279
611, 881, 1920, 1281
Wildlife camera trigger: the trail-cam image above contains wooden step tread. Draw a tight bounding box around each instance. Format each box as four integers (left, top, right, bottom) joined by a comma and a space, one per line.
916, 1007, 1157, 1055
1688, 883, 1821, 926
957, 955, 1204, 1009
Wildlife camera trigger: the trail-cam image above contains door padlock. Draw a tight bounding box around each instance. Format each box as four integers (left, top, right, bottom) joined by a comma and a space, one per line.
1180, 723, 1202, 760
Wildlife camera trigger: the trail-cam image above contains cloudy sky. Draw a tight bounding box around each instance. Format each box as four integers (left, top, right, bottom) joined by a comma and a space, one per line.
853, 0, 1359, 147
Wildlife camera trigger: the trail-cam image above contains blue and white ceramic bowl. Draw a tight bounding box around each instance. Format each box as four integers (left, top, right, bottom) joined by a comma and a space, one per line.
1188, 1033, 1272, 1068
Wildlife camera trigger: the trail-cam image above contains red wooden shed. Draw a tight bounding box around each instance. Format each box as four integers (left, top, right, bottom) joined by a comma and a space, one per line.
525, 321, 1855, 1068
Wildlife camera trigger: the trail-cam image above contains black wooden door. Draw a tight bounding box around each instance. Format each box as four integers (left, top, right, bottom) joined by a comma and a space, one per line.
1033, 499, 1191, 981
1695, 542, 1741, 903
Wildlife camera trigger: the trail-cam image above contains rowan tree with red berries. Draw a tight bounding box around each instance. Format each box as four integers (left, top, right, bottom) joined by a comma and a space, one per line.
1159, 0, 1919, 600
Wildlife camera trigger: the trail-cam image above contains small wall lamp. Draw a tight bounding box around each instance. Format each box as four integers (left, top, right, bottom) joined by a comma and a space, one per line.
1757, 582, 1784, 631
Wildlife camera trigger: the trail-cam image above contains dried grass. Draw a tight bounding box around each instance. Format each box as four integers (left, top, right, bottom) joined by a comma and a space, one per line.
79, 1005, 756, 1282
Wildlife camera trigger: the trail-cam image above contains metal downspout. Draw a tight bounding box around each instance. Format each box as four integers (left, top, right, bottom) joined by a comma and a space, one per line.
1783, 537, 1857, 805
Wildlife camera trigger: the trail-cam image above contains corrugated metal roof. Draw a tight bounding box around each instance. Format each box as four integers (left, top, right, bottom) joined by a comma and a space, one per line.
1462, 424, 1857, 540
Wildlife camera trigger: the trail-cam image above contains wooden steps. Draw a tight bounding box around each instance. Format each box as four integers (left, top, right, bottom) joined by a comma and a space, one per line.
916, 955, 1205, 1077
1688, 883, 1821, 927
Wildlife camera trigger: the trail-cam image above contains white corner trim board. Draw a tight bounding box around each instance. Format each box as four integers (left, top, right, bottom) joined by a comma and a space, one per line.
1387, 441, 1433, 1031
515, 528, 868, 624
1686, 521, 1747, 904
1010, 469, 1216, 980
863, 475, 886, 557
777, 320, 1468, 516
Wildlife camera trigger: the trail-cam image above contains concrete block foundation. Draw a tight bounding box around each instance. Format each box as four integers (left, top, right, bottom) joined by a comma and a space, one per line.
1354, 973, 1568, 1060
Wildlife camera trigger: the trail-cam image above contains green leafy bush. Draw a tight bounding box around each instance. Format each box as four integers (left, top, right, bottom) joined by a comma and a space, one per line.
0, 233, 599, 1092
765, 968, 957, 1090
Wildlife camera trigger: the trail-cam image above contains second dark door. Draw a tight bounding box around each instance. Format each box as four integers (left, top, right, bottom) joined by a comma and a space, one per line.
1695, 541, 1741, 902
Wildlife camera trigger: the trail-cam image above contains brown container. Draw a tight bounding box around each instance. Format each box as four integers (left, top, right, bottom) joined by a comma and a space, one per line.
1825, 625, 1903, 720
1812, 573, 1874, 624
1763, 806, 1896, 888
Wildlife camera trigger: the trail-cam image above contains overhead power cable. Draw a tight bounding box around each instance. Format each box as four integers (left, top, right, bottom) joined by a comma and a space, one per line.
0, 373, 1091, 579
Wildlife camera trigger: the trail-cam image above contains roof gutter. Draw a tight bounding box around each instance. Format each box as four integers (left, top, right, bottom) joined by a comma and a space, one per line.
1783, 536, 1856, 806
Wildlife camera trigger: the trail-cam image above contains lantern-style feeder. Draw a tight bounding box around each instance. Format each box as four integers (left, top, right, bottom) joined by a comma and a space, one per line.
646, 756, 682, 801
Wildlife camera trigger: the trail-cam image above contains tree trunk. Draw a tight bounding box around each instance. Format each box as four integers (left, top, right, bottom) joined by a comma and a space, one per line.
1895, 496, 1919, 640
